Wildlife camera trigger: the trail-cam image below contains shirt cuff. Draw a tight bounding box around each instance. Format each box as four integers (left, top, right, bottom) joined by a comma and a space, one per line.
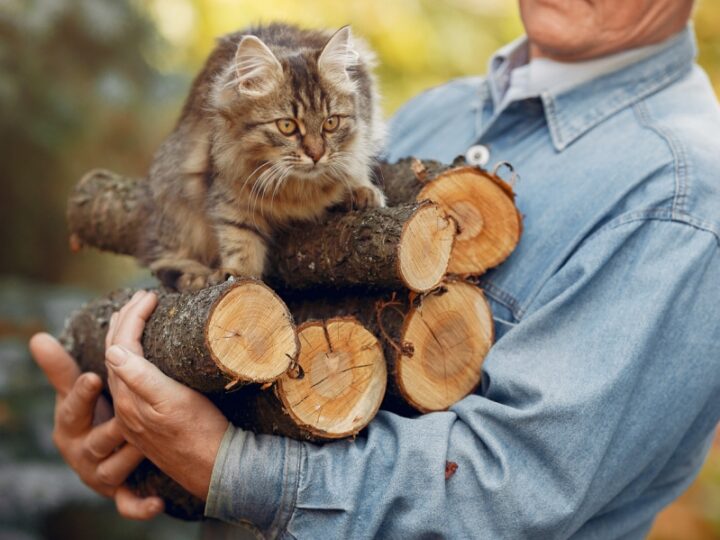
204, 423, 302, 536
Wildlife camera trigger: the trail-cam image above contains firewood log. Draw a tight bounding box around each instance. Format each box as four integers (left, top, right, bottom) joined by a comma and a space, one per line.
67, 170, 456, 292
378, 158, 523, 275
60, 280, 298, 392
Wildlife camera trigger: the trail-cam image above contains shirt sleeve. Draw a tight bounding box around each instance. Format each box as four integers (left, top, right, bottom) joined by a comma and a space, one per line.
204, 217, 720, 539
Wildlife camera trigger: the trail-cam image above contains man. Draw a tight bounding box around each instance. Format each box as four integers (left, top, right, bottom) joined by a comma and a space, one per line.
30, 0, 720, 537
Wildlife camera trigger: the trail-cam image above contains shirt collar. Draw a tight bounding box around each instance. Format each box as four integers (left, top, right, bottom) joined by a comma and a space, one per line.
483, 26, 697, 151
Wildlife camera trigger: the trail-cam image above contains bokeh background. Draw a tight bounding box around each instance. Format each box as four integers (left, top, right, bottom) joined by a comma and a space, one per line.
1, 0, 718, 538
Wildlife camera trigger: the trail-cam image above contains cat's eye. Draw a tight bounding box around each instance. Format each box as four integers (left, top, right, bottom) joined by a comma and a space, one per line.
323, 115, 340, 132
276, 119, 298, 136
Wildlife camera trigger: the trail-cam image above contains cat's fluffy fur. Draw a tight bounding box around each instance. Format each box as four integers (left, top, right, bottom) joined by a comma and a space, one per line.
139, 23, 385, 290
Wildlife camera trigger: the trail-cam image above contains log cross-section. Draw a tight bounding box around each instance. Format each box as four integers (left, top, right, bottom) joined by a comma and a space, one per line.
61, 280, 298, 392
394, 281, 494, 412
277, 318, 387, 439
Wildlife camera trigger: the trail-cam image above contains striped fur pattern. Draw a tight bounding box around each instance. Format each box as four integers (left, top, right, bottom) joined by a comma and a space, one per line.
139, 24, 385, 290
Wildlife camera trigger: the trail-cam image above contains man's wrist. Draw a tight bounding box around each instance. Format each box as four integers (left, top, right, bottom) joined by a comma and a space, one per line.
204, 423, 303, 535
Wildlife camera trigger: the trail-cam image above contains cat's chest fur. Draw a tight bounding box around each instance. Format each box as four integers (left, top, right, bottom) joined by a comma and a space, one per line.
226, 171, 346, 225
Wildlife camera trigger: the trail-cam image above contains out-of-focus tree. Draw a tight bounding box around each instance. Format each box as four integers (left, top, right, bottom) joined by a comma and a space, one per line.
0, 0, 178, 288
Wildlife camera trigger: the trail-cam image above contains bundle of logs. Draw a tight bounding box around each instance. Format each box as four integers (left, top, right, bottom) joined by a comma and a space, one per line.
62, 157, 522, 519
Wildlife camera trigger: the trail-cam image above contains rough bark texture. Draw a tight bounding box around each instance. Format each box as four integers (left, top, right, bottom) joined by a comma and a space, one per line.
67, 169, 150, 255
270, 201, 452, 292
124, 315, 386, 521
60, 279, 296, 392
376, 156, 467, 206
67, 169, 455, 292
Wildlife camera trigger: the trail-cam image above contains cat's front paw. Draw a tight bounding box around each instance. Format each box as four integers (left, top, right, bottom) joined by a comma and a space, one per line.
177, 270, 215, 292
178, 268, 238, 291
348, 185, 386, 210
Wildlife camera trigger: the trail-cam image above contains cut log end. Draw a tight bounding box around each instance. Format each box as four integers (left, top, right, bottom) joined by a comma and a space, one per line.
418, 167, 522, 275
397, 281, 494, 412
206, 280, 298, 383
398, 203, 455, 292
277, 318, 387, 438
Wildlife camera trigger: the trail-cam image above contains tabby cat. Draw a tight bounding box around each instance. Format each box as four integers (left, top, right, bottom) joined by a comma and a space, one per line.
139, 23, 386, 290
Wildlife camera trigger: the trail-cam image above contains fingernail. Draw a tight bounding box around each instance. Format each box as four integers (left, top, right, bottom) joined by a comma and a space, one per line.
106, 345, 129, 367
149, 499, 164, 513
132, 290, 145, 300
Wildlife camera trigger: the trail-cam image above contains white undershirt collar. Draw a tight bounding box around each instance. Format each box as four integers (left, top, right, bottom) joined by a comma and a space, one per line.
488, 31, 687, 111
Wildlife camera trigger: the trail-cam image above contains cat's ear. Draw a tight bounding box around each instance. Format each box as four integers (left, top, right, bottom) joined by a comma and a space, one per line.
234, 35, 283, 95
318, 26, 359, 91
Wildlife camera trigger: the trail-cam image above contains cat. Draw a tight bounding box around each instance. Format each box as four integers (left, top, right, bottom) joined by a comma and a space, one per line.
138, 23, 386, 291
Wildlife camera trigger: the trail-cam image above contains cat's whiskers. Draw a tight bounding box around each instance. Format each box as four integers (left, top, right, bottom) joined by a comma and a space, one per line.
268, 164, 295, 216
249, 158, 292, 222
239, 160, 274, 195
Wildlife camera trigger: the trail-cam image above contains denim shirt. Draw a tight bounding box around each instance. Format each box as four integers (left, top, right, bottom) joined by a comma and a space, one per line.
205, 27, 720, 539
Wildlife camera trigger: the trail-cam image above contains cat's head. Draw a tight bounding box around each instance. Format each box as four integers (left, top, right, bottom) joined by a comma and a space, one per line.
211, 25, 382, 192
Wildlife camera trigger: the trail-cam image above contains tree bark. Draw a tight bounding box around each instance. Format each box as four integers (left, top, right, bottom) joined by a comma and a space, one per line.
67, 169, 456, 292
67, 169, 150, 255
60, 280, 298, 392
271, 201, 454, 292
378, 158, 523, 275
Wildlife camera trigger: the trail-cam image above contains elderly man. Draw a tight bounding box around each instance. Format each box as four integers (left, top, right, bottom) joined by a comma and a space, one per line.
30, 0, 720, 537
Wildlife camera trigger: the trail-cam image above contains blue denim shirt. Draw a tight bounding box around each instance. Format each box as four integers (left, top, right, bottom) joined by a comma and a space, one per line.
205, 27, 720, 539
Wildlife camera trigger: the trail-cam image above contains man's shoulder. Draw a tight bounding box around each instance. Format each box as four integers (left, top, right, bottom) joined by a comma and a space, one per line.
392, 75, 484, 116
386, 76, 483, 162
636, 65, 720, 236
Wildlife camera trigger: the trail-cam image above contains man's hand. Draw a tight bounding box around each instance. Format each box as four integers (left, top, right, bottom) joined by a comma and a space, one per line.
104, 290, 229, 501
29, 331, 164, 520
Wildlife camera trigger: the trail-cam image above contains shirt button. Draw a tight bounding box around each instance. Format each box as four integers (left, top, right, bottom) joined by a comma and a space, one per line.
465, 144, 490, 167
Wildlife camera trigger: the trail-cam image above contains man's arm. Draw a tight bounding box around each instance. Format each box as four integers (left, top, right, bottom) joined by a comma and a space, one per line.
203, 218, 720, 538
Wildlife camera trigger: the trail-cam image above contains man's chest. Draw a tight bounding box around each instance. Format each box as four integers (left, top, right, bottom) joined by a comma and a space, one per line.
387, 99, 672, 337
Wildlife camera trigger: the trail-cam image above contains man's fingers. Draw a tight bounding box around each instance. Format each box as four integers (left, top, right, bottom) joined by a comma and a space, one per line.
106, 345, 179, 407
105, 312, 119, 352
112, 291, 157, 354
85, 418, 126, 460
30, 333, 81, 397
114, 486, 164, 521
56, 372, 103, 435
96, 444, 145, 487
106, 290, 147, 353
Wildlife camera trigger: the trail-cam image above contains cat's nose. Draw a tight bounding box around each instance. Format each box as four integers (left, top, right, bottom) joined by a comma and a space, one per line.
302, 139, 325, 164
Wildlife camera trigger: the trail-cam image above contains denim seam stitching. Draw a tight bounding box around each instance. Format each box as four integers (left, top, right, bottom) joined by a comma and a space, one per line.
604, 209, 720, 243
479, 281, 523, 321
275, 441, 303, 539
522, 209, 720, 317
632, 100, 689, 218
270, 439, 302, 539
